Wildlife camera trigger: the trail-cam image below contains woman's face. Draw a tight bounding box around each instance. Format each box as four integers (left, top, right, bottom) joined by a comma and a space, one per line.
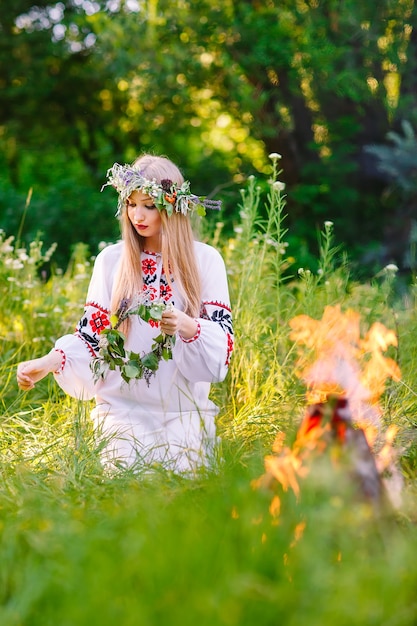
126, 189, 162, 250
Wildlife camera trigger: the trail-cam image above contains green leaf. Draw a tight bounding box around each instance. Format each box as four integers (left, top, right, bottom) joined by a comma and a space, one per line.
149, 304, 165, 320
106, 329, 126, 344
141, 352, 159, 370
162, 347, 173, 361
152, 333, 165, 344
123, 363, 142, 379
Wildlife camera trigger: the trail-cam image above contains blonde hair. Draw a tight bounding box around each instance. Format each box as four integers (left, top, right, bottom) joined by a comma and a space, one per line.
110, 155, 202, 332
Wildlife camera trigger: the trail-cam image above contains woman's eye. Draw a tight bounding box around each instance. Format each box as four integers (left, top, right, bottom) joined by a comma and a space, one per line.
145, 204, 157, 210
126, 200, 135, 209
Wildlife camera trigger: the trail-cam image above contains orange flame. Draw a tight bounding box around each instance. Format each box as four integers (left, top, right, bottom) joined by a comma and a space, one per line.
289, 305, 400, 426
256, 305, 402, 515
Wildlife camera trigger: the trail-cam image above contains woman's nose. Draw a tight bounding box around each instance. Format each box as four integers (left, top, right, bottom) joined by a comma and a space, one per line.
133, 206, 144, 222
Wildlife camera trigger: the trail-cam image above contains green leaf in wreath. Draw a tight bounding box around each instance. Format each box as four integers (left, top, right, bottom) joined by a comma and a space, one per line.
141, 352, 159, 371
149, 303, 165, 320
162, 347, 173, 361
106, 329, 125, 345
123, 363, 142, 379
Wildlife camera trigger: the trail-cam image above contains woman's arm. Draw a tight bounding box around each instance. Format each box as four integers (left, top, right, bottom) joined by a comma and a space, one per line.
170, 244, 234, 383
16, 243, 120, 400
17, 350, 63, 391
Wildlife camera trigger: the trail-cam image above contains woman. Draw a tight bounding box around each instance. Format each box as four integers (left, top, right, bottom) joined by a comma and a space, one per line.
17, 154, 233, 472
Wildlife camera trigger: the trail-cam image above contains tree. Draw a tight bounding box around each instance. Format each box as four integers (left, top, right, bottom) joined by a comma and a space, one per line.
1, 0, 416, 270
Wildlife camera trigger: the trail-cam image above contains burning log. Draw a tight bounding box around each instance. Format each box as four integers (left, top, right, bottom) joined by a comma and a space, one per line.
302, 396, 385, 506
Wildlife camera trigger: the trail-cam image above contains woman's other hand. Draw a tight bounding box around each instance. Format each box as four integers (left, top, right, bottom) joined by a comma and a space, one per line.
160, 307, 198, 339
16, 351, 62, 391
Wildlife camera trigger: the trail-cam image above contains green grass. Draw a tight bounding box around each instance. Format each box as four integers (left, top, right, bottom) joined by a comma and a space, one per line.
2, 170, 417, 624
2, 448, 417, 625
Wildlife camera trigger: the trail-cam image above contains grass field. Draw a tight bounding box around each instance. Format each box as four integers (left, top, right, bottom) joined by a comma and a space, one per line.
2, 169, 417, 625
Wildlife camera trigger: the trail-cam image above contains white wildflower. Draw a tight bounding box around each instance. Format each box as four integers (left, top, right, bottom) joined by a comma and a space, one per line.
268, 152, 282, 160
6, 259, 24, 270
99, 335, 109, 349
273, 181, 286, 192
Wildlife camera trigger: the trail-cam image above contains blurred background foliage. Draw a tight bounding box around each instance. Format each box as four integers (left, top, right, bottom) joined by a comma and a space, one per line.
1, 0, 417, 272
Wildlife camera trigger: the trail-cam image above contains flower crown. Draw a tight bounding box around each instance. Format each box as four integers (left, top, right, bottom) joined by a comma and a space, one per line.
102, 162, 222, 217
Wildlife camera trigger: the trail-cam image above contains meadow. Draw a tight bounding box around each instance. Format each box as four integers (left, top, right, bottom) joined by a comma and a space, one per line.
2, 167, 417, 625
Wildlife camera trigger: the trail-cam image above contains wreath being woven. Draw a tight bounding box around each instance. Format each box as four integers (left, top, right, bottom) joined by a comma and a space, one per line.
91, 299, 175, 385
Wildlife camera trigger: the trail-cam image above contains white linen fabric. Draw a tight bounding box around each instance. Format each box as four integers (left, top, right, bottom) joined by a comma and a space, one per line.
54, 240, 233, 472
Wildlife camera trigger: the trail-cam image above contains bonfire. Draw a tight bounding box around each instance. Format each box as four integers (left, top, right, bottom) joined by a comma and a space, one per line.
256, 305, 403, 515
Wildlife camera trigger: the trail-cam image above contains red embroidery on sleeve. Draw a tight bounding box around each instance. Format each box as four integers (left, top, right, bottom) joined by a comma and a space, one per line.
180, 321, 201, 343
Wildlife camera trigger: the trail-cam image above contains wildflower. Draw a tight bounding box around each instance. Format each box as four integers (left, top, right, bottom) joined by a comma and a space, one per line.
384, 264, 398, 274
266, 237, 278, 248
99, 334, 109, 349
273, 181, 286, 192
324, 220, 334, 228
6, 259, 24, 270
1, 236, 15, 254
269, 152, 282, 160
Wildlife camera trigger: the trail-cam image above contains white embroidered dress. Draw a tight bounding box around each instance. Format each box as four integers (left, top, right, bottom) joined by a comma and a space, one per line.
54, 241, 233, 472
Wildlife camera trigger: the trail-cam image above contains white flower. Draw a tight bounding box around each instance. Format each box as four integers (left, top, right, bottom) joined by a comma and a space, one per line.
273, 181, 286, 191
6, 259, 24, 270
99, 335, 109, 349
324, 220, 334, 228
384, 263, 399, 273
269, 152, 282, 160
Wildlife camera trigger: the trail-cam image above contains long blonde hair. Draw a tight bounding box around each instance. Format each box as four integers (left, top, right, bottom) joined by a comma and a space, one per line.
110, 155, 202, 331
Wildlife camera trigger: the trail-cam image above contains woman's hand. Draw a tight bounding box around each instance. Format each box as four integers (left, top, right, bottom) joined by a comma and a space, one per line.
16, 351, 62, 391
160, 307, 198, 339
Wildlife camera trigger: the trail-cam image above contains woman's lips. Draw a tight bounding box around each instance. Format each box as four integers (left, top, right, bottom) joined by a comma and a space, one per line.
136, 224, 148, 231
